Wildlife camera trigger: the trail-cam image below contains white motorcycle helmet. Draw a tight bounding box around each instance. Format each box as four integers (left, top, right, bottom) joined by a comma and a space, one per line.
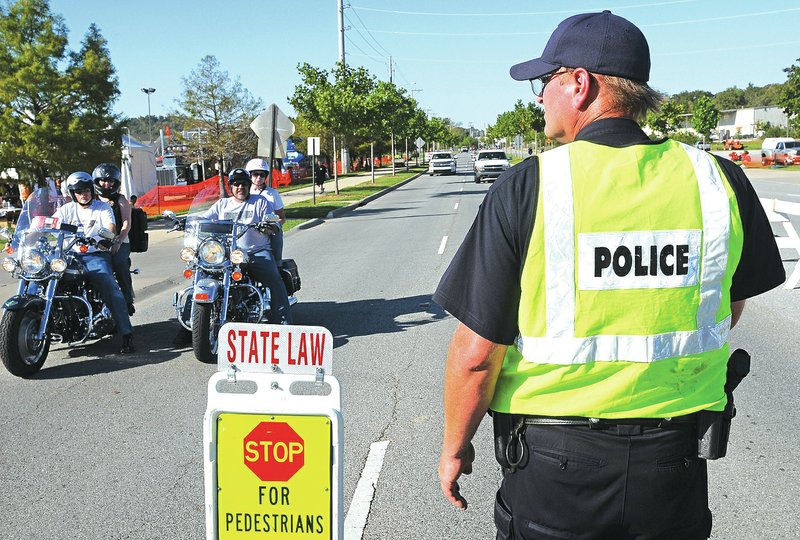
245, 158, 270, 175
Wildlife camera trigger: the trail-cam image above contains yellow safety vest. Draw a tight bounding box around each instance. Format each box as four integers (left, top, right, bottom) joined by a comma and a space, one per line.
490, 140, 744, 418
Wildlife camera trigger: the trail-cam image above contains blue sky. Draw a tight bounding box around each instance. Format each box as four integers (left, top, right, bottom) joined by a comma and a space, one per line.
48, 0, 800, 130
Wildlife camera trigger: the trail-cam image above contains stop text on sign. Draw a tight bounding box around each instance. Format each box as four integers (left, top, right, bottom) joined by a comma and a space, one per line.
244, 421, 305, 482
218, 323, 333, 374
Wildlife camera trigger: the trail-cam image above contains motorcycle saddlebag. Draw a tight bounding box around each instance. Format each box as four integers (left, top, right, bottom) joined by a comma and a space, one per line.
280, 259, 301, 295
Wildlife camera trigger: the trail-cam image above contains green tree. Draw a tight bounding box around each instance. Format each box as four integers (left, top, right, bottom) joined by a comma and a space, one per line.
175, 55, 262, 193
645, 100, 686, 136
290, 62, 376, 173
669, 90, 713, 113
714, 86, 746, 110
691, 96, 719, 140
0, 0, 120, 186
778, 58, 800, 130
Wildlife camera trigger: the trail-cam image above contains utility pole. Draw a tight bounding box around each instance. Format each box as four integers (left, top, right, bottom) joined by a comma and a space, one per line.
338, 0, 345, 65
388, 55, 393, 83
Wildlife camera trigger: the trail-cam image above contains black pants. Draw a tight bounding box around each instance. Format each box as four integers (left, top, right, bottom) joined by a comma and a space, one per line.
495, 423, 712, 540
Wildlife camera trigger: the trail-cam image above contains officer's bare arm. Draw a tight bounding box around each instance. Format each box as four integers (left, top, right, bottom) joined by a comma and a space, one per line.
439, 323, 507, 509
731, 300, 745, 328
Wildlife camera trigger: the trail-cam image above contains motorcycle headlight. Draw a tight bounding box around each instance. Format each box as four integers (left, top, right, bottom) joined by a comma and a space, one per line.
2, 257, 17, 273
20, 250, 46, 274
180, 247, 197, 262
199, 240, 225, 265
230, 249, 248, 265
50, 258, 67, 272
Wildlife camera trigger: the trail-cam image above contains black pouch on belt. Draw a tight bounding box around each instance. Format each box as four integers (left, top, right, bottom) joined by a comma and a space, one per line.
492, 411, 526, 471
697, 348, 751, 460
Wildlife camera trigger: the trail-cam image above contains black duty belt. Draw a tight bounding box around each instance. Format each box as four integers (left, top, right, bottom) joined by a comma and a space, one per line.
521, 414, 697, 429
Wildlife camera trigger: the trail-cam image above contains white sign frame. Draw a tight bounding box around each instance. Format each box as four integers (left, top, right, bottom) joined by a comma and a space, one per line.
204, 323, 343, 540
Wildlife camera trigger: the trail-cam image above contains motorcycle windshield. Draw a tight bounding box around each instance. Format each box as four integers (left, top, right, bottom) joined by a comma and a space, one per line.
12, 188, 72, 249
184, 183, 235, 248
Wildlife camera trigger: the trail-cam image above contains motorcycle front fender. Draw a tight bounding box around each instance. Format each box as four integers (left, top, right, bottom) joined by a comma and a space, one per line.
2, 295, 45, 312
193, 278, 221, 304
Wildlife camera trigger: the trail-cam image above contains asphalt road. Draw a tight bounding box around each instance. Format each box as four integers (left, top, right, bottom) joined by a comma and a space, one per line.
1, 153, 799, 539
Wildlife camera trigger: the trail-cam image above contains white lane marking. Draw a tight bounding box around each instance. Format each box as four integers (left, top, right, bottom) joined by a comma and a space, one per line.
344, 440, 390, 540
438, 236, 448, 255
460, 187, 464, 192
454, 202, 459, 210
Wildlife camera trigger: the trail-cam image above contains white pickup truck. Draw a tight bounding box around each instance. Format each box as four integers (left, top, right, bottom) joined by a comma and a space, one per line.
762, 137, 799, 166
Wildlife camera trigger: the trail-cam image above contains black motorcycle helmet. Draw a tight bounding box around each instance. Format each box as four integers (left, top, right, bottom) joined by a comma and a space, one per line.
228, 168, 252, 187
92, 163, 122, 198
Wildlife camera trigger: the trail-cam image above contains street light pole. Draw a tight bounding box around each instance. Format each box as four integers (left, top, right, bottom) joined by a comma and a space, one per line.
141, 87, 156, 143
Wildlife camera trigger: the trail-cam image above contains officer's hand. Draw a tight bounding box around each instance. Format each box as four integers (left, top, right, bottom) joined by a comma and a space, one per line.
438, 442, 475, 510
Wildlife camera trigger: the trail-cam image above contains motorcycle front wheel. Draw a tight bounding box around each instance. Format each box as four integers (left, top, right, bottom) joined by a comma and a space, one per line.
0, 308, 51, 377
192, 303, 218, 364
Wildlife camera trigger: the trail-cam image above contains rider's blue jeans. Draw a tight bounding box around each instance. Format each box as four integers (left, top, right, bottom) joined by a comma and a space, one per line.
247, 249, 292, 324
77, 252, 133, 336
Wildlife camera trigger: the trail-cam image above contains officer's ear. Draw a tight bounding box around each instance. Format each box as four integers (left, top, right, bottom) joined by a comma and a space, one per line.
571, 68, 597, 110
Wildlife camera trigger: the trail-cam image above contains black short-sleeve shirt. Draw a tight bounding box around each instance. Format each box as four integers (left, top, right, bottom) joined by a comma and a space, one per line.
433, 118, 786, 345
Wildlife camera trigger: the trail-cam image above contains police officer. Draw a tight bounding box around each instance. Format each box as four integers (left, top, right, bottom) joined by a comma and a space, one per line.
434, 11, 785, 539
201, 168, 292, 324
55, 172, 135, 354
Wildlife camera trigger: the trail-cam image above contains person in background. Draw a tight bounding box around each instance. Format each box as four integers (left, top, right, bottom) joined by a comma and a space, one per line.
435, 10, 784, 539
92, 163, 135, 316
245, 158, 286, 267
55, 172, 135, 353
129, 195, 138, 208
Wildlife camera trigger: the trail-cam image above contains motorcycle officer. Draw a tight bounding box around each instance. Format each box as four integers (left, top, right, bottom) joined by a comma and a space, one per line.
53, 172, 135, 354
201, 168, 292, 324
92, 163, 135, 316
244, 158, 286, 266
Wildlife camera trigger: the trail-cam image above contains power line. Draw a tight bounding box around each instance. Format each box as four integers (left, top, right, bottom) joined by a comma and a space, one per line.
349, 0, 696, 17
344, 35, 385, 65
344, 13, 386, 58
349, 7, 393, 57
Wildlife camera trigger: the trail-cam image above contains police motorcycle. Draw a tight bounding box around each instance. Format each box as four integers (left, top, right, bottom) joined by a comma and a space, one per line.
164, 188, 301, 364
0, 189, 119, 377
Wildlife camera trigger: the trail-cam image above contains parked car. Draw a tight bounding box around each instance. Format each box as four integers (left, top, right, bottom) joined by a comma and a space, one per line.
694, 141, 711, 151
473, 150, 510, 183
428, 152, 456, 175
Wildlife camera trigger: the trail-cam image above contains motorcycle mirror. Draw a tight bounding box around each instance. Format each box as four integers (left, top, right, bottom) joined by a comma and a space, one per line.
162, 210, 176, 219
97, 228, 115, 241
0, 227, 11, 242
264, 213, 280, 223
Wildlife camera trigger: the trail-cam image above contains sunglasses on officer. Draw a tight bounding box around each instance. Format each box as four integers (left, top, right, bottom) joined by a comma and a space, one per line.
530, 68, 572, 97
250, 171, 267, 178
229, 180, 251, 188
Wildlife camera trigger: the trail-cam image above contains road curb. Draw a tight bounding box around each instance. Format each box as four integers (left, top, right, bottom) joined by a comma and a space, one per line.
285, 171, 425, 238
325, 171, 423, 219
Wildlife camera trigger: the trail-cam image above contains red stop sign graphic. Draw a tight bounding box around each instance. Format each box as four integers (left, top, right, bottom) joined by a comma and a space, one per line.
243, 421, 305, 482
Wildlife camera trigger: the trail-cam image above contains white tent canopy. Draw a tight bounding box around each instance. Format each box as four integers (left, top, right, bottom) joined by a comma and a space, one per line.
121, 134, 157, 198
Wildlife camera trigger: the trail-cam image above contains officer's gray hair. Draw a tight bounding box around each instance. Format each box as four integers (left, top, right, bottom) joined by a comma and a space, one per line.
596, 74, 664, 122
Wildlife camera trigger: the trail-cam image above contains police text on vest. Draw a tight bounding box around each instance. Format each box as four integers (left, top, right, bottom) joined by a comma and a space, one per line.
577, 230, 701, 290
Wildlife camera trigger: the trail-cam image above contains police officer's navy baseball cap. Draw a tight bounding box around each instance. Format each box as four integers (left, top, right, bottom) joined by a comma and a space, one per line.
510, 10, 650, 83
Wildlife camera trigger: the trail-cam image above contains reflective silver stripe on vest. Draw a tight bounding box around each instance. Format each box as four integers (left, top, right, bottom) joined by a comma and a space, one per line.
521, 143, 731, 365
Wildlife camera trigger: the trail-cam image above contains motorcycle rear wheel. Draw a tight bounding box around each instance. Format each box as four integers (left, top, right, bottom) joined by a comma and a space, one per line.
0, 308, 51, 377
192, 303, 218, 364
